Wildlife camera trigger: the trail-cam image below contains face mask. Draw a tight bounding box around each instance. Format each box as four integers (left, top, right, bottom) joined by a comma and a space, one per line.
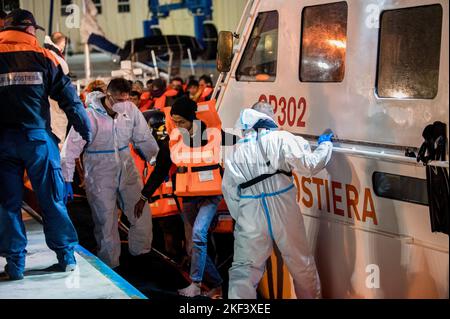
111, 101, 127, 114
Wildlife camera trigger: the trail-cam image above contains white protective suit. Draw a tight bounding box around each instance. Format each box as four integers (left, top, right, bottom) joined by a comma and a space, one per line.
61, 91, 159, 268
223, 109, 333, 299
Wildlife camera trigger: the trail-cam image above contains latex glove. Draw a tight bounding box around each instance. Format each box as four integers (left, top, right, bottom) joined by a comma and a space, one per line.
318, 133, 334, 145
64, 182, 74, 204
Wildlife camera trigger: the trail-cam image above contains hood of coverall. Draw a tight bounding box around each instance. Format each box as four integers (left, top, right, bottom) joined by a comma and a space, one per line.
235, 109, 278, 136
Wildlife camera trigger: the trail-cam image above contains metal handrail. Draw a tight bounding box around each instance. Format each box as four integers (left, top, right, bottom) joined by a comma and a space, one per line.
298, 132, 449, 168
330, 145, 449, 168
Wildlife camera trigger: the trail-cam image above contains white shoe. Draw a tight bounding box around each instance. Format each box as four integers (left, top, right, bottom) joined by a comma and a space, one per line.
178, 282, 202, 297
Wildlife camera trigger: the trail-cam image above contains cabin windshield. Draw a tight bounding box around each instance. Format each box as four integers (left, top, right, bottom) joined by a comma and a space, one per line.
236, 10, 279, 82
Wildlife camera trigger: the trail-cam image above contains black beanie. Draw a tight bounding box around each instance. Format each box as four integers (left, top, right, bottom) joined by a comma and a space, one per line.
171, 96, 197, 122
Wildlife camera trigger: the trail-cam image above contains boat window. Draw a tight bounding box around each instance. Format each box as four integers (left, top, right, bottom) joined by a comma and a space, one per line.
372, 172, 428, 206
299, 1, 348, 82
236, 11, 279, 82
376, 5, 442, 99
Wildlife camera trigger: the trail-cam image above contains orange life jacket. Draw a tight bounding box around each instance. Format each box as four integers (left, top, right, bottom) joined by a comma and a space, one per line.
199, 87, 213, 102
146, 165, 181, 218
164, 99, 221, 136
211, 199, 234, 233
167, 99, 223, 197
139, 99, 153, 112
211, 212, 234, 233
165, 88, 178, 97
130, 145, 180, 218
139, 92, 153, 111
153, 89, 179, 110
163, 106, 176, 134
153, 96, 166, 110
131, 145, 147, 183
141, 91, 150, 99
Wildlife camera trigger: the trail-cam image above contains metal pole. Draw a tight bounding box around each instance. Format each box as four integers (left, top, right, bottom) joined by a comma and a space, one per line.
48, 0, 54, 35
167, 49, 173, 80
82, 0, 91, 81
76, 80, 81, 96
187, 48, 195, 76
151, 50, 159, 78
84, 43, 92, 81
211, 72, 223, 101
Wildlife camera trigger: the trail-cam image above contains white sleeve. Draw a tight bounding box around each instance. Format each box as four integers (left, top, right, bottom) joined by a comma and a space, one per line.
281, 133, 333, 177
50, 50, 70, 75
61, 127, 86, 182
131, 107, 159, 162
222, 159, 241, 220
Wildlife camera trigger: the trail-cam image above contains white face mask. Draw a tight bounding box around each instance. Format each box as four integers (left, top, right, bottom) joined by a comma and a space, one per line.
111, 101, 127, 114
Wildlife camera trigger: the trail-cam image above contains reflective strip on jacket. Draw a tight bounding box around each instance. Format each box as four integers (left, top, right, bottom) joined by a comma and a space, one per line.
0, 30, 91, 142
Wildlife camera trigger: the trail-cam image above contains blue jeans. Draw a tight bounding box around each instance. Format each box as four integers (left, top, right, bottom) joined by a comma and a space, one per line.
0, 129, 78, 278
182, 196, 223, 287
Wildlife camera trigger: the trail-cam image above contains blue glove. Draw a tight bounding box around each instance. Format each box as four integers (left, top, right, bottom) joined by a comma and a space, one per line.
63, 182, 74, 204
318, 133, 334, 145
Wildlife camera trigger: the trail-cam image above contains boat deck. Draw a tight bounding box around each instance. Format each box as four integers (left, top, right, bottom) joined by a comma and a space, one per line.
0, 212, 146, 299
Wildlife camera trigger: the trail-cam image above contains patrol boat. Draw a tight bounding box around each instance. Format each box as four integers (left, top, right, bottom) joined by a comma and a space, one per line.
212, 0, 449, 298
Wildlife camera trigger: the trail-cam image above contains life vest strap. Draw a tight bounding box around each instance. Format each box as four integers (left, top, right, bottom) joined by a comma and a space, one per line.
177, 164, 221, 173
239, 170, 293, 190
191, 164, 221, 173
149, 193, 175, 203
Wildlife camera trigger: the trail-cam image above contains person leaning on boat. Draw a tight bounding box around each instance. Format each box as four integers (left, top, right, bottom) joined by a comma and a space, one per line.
222, 102, 334, 299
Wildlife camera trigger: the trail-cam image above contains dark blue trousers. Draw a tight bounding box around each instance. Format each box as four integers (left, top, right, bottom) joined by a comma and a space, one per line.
0, 129, 78, 277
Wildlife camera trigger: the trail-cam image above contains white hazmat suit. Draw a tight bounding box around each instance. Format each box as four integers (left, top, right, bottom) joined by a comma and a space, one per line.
61, 92, 159, 268
223, 109, 333, 299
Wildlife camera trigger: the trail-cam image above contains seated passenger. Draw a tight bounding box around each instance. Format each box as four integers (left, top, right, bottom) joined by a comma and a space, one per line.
186, 80, 200, 102
198, 74, 214, 102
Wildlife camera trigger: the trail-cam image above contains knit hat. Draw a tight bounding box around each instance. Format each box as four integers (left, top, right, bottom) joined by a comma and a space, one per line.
170, 96, 197, 122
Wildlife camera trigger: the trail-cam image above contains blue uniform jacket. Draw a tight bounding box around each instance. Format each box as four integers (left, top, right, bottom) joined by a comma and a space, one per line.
0, 29, 91, 143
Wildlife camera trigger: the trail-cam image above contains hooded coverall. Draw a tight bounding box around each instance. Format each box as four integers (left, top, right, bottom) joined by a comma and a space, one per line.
222, 109, 333, 299
61, 92, 159, 268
